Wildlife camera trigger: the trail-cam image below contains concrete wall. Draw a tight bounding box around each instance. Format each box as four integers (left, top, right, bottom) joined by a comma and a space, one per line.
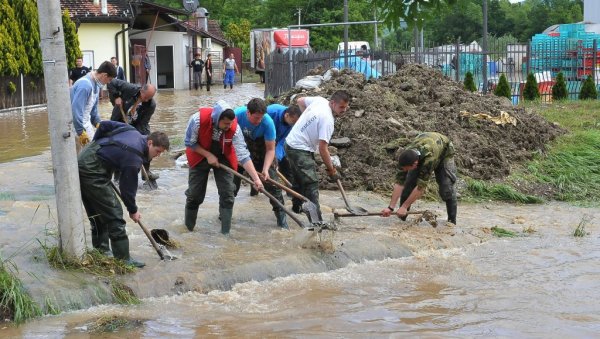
584, 0, 600, 24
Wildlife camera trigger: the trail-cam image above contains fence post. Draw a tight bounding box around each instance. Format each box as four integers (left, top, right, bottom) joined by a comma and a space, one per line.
593, 39, 598, 83
20, 73, 25, 113
526, 41, 531, 77
455, 39, 460, 82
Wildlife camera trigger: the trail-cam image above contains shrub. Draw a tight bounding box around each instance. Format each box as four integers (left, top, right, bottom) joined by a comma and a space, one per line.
551, 72, 568, 101
464, 71, 477, 92
579, 75, 598, 100
7, 81, 16, 94
493, 74, 511, 100
523, 73, 540, 101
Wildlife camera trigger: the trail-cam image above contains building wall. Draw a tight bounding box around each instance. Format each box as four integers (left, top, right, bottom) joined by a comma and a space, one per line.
584, 0, 600, 24
77, 23, 129, 77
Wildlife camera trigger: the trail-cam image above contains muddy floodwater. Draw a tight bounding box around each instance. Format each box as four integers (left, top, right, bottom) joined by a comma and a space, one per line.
1, 84, 600, 337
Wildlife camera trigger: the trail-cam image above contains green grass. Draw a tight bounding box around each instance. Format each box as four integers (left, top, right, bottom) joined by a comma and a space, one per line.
464, 179, 543, 203
491, 226, 518, 237
573, 215, 591, 237
0, 262, 42, 323
519, 101, 600, 203
42, 245, 135, 276
468, 101, 600, 204
0, 192, 15, 201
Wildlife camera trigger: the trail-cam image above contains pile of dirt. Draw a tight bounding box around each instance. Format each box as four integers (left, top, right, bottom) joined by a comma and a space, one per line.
278, 64, 565, 192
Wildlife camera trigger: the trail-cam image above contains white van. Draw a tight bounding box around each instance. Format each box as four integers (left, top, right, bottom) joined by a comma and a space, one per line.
337, 41, 370, 56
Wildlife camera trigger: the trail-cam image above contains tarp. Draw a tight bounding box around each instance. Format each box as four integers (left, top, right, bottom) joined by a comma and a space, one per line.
332, 55, 380, 79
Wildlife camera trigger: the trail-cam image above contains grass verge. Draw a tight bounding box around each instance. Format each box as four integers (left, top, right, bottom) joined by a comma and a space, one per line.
0, 262, 42, 323
464, 179, 543, 203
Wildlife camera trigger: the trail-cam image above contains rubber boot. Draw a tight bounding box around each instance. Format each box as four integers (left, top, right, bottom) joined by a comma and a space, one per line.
185, 207, 199, 231
91, 229, 110, 254
111, 239, 145, 268
446, 199, 457, 225
275, 210, 289, 229
219, 207, 233, 235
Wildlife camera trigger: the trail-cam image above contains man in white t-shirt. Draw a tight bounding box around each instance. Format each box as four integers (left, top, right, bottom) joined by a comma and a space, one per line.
284, 90, 351, 219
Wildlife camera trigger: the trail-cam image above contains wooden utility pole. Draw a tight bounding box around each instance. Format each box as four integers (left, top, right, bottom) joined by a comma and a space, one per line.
37, 0, 86, 259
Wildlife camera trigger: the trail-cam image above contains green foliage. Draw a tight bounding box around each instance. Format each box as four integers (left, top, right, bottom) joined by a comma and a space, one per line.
490, 226, 517, 238
372, 0, 458, 30
573, 215, 590, 237
0, 0, 24, 76
523, 73, 540, 101
10, 0, 41, 75
493, 74, 511, 99
579, 75, 598, 100
225, 19, 251, 61
465, 179, 543, 203
7, 81, 16, 94
551, 72, 568, 101
0, 261, 42, 323
463, 71, 476, 92
62, 9, 81, 70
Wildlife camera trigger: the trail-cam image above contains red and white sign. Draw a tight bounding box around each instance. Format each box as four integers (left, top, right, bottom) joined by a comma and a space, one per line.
273, 30, 309, 48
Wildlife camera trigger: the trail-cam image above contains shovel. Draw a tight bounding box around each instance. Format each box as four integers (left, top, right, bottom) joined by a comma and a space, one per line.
336, 179, 368, 216
118, 105, 158, 190
218, 164, 310, 229
262, 175, 321, 223
140, 165, 158, 190
109, 181, 176, 260
333, 209, 426, 218
275, 168, 293, 188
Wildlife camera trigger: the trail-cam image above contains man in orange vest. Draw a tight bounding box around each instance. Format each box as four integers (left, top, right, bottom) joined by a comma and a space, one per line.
184, 100, 263, 234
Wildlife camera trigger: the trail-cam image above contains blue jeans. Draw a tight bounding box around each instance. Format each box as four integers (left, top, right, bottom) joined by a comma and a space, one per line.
224, 69, 235, 86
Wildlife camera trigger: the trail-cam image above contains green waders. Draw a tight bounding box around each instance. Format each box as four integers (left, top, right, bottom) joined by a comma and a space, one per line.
78, 142, 145, 267
285, 145, 322, 221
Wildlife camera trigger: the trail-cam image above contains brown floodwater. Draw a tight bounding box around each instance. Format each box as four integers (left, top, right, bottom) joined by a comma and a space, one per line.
1, 84, 600, 337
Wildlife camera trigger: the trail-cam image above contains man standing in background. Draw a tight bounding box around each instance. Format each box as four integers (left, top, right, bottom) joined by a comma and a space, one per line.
223, 53, 238, 89
69, 57, 90, 86
190, 53, 205, 90
111, 57, 126, 81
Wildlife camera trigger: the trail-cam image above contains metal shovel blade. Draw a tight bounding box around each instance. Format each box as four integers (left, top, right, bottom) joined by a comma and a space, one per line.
336, 179, 368, 216
301, 201, 322, 223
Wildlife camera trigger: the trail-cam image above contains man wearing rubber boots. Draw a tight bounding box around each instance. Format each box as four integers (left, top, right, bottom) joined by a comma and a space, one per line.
284, 90, 351, 220
381, 132, 457, 225
107, 79, 158, 181
78, 121, 170, 268
184, 100, 263, 235
233, 98, 288, 229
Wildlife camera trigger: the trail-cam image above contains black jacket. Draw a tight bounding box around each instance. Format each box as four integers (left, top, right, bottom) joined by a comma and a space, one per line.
107, 79, 156, 135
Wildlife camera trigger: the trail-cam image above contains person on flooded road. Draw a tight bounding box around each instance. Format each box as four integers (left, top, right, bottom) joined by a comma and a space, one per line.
284, 90, 351, 220
107, 79, 158, 182
184, 100, 263, 235
71, 61, 116, 153
78, 121, 170, 268
381, 132, 457, 225
233, 98, 288, 229
266, 103, 302, 209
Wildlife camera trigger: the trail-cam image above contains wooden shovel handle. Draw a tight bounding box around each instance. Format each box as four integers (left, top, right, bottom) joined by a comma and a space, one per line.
263, 175, 307, 202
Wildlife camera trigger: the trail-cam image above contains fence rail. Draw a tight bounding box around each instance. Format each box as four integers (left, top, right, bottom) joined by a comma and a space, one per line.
0, 75, 46, 111
265, 38, 600, 104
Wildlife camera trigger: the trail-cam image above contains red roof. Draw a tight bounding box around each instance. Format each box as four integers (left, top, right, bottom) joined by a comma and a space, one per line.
180, 18, 229, 46
60, 0, 133, 23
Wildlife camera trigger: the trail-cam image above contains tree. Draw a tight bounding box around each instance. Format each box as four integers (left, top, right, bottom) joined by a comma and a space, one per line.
372, 0, 458, 30
62, 9, 81, 70
225, 19, 252, 61
0, 0, 28, 75
10, 0, 42, 75
464, 71, 476, 92
523, 73, 540, 101
551, 72, 567, 101
579, 75, 598, 100
494, 74, 511, 99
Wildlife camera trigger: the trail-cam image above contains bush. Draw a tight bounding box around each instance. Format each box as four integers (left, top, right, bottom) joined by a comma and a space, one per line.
579, 75, 598, 100
493, 74, 511, 100
7, 81, 16, 94
464, 71, 477, 92
523, 73, 540, 101
551, 72, 568, 101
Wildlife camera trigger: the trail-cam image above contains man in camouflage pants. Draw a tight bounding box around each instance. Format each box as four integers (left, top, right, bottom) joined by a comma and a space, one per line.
381, 132, 458, 224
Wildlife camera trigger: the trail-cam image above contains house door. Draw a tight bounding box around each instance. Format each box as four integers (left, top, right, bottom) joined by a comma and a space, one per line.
156, 45, 174, 89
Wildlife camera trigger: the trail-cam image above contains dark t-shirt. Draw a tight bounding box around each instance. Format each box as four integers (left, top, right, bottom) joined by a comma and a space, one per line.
70, 66, 90, 83
191, 59, 204, 72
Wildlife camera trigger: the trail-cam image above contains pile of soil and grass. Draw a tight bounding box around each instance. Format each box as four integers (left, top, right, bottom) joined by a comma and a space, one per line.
277, 64, 565, 192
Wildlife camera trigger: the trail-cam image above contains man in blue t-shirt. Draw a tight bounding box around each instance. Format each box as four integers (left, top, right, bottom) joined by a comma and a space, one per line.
266, 103, 302, 210
234, 98, 288, 229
